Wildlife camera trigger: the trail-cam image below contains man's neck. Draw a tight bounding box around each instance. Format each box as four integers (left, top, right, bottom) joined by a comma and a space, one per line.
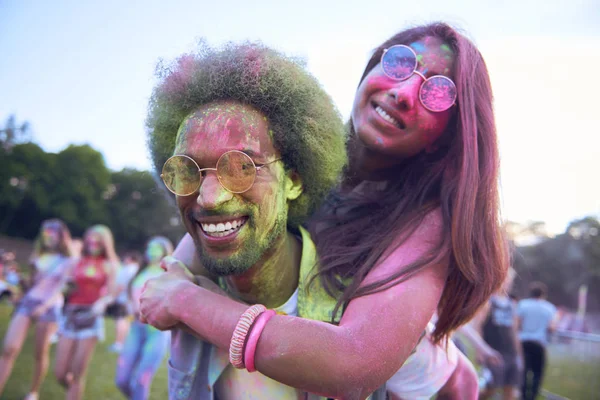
223, 230, 302, 309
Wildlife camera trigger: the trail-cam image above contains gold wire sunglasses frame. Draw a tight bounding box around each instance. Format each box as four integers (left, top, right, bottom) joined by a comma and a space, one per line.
161, 150, 281, 196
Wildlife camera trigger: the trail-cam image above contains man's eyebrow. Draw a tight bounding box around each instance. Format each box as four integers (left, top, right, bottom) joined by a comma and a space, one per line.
241, 149, 261, 158
176, 149, 265, 160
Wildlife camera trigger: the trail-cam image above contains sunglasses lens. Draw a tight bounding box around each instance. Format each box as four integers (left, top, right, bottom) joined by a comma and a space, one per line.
381, 45, 417, 80
420, 76, 457, 112
217, 151, 256, 193
162, 156, 199, 195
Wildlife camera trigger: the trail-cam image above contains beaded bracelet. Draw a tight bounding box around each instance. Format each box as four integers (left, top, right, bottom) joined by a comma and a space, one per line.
229, 304, 267, 369
244, 309, 276, 372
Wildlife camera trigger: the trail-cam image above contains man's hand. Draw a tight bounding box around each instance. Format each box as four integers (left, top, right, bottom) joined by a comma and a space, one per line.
162, 255, 230, 297
139, 257, 195, 330
159, 256, 195, 281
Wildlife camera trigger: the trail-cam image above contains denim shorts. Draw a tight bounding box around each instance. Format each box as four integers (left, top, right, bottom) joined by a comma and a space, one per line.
14, 296, 61, 323
59, 305, 105, 341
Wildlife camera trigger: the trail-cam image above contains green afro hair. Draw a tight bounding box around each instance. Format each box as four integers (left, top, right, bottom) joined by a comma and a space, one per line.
147, 41, 347, 227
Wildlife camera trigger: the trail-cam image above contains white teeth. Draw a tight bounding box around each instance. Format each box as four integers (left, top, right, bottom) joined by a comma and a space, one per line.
375, 106, 401, 128
200, 219, 246, 236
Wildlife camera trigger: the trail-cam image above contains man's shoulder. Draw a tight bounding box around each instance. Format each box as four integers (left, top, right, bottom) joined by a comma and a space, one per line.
517, 298, 534, 310
297, 225, 317, 264
542, 300, 557, 314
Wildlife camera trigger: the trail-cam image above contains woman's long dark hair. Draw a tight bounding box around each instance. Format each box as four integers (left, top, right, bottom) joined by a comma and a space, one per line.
311, 22, 509, 343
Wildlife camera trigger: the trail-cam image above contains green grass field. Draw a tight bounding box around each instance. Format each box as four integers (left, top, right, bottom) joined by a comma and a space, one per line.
1, 302, 598, 399
541, 340, 600, 400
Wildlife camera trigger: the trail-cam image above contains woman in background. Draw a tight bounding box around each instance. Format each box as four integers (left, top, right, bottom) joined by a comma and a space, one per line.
55, 224, 117, 400
115, 237, 172, 400
0, 219, 73, 400
106, 251, 141, 353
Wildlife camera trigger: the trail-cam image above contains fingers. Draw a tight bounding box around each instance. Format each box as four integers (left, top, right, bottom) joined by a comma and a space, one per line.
160, 256, 186, 272
490, 355, 503, 367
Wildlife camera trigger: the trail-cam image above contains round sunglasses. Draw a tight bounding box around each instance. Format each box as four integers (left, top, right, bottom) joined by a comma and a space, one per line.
161, 150, 281, 196
381, 44, 457, 112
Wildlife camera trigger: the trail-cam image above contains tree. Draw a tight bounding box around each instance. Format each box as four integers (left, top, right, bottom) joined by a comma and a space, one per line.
50, 145, 112, 236
0, 115, 32, 151
0, 120, 184, 251
512, 216, 600, 312
0, 142, 55, 237
105, 168, 184, 251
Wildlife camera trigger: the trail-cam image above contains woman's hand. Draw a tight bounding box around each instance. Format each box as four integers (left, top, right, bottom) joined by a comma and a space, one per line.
91, 298, 107, 316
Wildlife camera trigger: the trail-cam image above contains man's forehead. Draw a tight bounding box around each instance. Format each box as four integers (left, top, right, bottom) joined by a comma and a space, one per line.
174, 101, 276, 157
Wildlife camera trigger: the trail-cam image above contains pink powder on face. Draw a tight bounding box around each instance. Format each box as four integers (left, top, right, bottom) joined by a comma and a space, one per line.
368, 74, 390, 88
176, 103, 264, 158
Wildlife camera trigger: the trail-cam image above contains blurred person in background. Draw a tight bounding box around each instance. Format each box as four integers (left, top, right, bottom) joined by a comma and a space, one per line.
115, 237, 172, 400
518, 282, 558, 400
0, 219, 73, 400
54, 224, 118, 400
0, 251, 22, 302
470, 268, 522, 400
70, 238, 84, 259
106, 251, 141, 353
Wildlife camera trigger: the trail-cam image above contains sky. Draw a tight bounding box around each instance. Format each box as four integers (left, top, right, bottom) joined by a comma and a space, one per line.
1, 0, 599, 234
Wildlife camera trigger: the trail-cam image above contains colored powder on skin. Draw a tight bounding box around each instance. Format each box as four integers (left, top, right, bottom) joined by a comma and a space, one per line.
411, 42, 426, 53
177, 106, 263, 155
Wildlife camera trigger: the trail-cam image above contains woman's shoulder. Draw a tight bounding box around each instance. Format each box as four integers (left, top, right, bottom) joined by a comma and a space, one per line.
367, 207, 448, 283
102, 259, 119, 273
389, 207, 444, 248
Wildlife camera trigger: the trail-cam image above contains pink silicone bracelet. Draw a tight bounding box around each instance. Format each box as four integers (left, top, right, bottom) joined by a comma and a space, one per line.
229, 304, 266, 369
244, 309, 276, 372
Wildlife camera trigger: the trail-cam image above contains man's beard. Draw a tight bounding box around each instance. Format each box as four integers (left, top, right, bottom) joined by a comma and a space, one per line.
197, 213, 287, 276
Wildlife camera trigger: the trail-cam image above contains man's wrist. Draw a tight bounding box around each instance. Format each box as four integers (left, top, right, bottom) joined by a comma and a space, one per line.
169, 280, 198, 321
